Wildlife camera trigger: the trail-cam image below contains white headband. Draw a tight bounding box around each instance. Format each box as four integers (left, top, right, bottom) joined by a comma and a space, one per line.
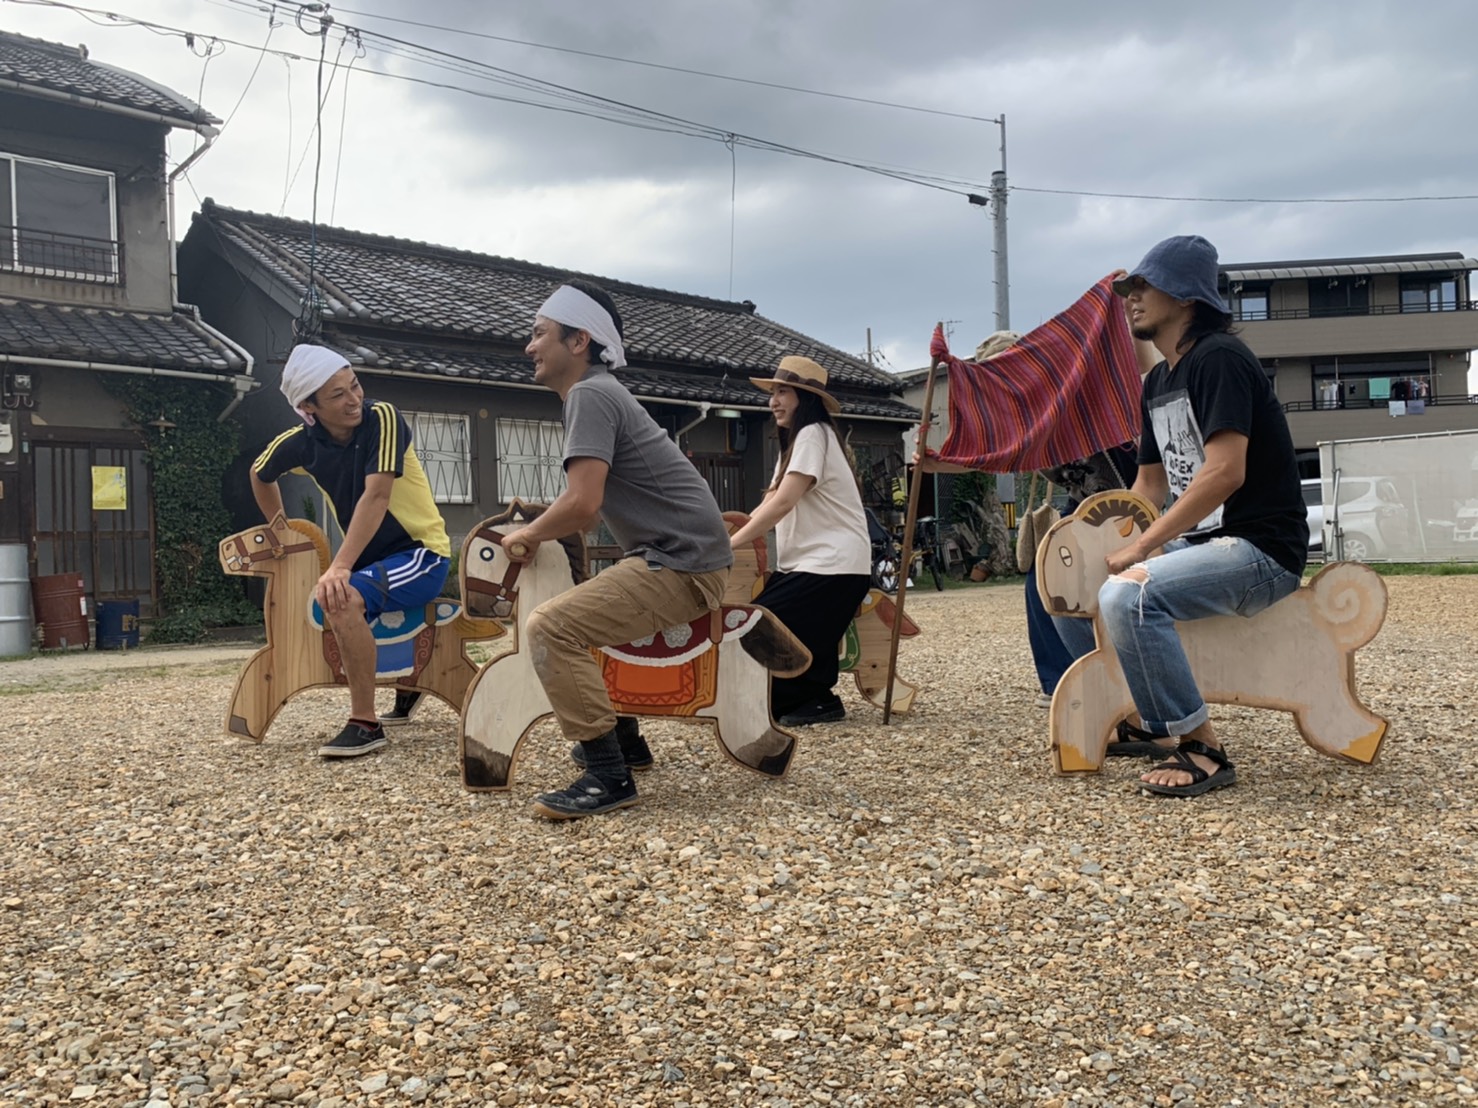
536, 286, 627, 369
280, 343, 350, 424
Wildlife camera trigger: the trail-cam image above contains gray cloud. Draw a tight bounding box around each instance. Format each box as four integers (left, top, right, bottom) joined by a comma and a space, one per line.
8, 0, 1475, 369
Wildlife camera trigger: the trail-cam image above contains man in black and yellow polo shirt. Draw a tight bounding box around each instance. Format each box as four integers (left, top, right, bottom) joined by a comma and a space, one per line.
250, 343, 451, 758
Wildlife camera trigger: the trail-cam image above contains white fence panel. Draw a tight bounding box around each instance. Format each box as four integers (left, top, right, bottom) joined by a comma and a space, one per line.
1319, 429, 1478, 562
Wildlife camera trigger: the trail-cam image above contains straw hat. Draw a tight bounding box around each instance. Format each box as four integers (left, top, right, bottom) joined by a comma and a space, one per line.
973, 330, 1022, 361
749, 355, 841, 414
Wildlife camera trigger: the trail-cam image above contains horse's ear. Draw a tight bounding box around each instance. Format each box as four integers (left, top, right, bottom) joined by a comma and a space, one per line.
269, 511, 288, 529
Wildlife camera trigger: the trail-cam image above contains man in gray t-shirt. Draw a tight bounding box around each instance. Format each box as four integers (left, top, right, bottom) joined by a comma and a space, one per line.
562, 368, 732, 573
501, 279, 732, 820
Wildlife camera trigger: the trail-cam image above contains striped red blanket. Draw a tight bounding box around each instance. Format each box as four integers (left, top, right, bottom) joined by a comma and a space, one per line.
927, 276, 1142, 473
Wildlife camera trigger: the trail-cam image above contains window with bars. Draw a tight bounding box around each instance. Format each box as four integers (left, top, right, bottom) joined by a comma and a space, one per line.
1, 152, 118, 282
496, 417, 567, 503
406, 410, 473, 504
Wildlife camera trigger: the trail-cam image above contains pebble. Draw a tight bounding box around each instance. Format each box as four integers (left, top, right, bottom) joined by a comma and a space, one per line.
0, 578, 1474, 1105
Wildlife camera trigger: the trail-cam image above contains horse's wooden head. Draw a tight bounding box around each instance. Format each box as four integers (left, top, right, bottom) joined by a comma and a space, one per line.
1036, 490, 1158, 618
219, 514, 329, 576
461, 499, 588, 620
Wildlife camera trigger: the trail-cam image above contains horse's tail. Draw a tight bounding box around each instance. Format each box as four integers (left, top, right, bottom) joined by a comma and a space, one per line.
1306, 562, 1388, 651
738, 608, 812, 677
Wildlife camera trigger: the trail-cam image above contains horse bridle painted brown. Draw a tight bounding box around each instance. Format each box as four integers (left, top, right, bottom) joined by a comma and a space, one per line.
223, 524, 318, 570
462, 526, 529, 616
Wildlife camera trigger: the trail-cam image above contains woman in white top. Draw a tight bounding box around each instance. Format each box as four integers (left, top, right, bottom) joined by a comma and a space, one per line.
730, 356, 872, 725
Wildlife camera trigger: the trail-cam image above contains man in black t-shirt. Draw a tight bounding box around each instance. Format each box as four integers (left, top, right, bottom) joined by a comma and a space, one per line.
1100, 235, 1308, 797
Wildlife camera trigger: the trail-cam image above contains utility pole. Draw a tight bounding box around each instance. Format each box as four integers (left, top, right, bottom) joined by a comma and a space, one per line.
990, 114, 1009, 331
866, 327, 875, 367
967, 114, 1009, 332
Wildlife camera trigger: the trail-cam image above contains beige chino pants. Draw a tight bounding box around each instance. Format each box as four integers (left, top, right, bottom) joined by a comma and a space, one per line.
524, 556, 730, 742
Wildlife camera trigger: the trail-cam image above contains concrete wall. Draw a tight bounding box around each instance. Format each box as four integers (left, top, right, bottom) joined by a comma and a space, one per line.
1239, 272, 1478, 360
17, 365, 132, 431
0, 93, 175, 311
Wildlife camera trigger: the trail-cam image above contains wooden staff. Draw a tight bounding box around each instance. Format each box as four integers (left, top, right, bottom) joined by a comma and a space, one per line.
884, 328, 945, 723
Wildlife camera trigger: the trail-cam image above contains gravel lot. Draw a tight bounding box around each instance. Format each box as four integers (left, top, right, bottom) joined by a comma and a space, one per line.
2, 576, 1476, 1107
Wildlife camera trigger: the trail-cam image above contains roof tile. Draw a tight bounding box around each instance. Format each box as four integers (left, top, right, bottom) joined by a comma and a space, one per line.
0, 298, 245, 373
191, 202, 908, 400
0, 31, 218, 127
325, 331, 920, 421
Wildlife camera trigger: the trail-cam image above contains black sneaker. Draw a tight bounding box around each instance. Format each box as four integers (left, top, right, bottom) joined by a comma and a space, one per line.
569, 717, 654, 771
380, 690, 423, 727
318, 721, 388, 758
778, 695, 846, 727
532, 773, 641, 820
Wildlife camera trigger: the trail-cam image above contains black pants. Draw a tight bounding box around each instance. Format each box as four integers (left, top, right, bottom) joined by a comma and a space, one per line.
753, 570, 872, 717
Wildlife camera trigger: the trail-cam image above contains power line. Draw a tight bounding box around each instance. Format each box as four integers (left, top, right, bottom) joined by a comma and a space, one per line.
1012, 185, 1478, 204
11, 0, 1477, 209
7, 0, 992, 197
322, 2, 1000, 124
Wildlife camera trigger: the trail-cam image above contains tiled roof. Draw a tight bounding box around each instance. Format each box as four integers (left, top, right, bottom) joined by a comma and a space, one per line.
0, 298, 247, 374
326, 330, 920, 421
189, 200, 914, 418
0, 31, 218, 129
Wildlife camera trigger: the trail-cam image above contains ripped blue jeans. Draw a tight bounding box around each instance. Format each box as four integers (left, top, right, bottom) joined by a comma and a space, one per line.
1097, 536, 1300, 738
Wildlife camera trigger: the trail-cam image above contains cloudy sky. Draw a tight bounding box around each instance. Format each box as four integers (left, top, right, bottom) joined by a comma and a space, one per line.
6, 0, 1477, 374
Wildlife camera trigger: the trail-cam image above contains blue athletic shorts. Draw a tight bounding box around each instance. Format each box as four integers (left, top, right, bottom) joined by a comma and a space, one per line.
348, 548, 450, 620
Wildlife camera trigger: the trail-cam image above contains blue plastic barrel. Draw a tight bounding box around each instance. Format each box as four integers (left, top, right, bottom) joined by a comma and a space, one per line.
96, 598, 140, 649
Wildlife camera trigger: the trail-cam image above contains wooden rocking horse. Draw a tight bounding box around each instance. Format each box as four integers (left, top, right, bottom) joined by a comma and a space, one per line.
1035, 490, 1390, 773
218, 514, 504, 741
457, 501, 812, 791
724, 511, 923, 714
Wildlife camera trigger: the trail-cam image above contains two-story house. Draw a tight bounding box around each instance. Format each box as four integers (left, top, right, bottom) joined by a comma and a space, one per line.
1220, 251, 1478, 472
0, 31, 254, 615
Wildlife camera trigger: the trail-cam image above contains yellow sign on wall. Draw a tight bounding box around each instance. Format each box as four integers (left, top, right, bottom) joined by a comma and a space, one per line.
91, 466, 127, 511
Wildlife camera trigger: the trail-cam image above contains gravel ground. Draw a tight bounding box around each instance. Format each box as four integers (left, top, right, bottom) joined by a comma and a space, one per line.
2, 576, 1476, 1107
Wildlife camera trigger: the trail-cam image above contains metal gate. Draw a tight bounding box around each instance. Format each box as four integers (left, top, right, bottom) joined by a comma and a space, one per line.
33, 441, 156, 611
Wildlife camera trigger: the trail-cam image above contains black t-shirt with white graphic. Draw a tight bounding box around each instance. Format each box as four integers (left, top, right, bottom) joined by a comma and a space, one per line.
1137, 332, 1308, 576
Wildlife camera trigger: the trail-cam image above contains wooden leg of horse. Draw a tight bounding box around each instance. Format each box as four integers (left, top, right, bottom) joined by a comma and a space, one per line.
1050, 645, 1134, 774
853, 669, 919, 715
224, 646, 287, 743
705, 640, 798, 778
1290, 692, 1389, 764
460, 653, 552, 790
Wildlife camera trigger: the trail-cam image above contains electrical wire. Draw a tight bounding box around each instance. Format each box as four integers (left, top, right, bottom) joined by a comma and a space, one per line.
10, 0, 1476, 208
320, 1, 1001, 123
329, 28, 364, 224
282, 25, 349, 207
8, 0, 990, 196
1012, 185, 1478, 204
216, 6, 280, 135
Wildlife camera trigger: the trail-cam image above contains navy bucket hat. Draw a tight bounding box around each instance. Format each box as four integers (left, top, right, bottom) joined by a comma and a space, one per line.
1111, 234, 1230, 313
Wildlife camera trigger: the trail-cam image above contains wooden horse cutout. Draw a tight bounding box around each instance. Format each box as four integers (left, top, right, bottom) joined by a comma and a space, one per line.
457, 501, 812, 791
724, 512, 922, 714
218, 514, 504, 741
1036, 490, 1390, 772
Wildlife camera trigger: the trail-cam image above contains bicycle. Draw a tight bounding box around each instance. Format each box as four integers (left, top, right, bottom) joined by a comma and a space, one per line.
868, 510, 945, 593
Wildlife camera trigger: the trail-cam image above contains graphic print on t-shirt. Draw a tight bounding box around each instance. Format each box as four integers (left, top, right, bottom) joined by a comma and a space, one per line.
1148, 388, 1223, 534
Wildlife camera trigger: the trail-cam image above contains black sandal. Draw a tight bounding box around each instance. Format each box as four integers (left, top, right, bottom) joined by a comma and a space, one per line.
1140, 739, 1237, 797
1106, 719, 1175, 758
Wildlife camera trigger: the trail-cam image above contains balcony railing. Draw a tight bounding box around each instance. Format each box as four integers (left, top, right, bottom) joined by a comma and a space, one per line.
1284, 393, 1478, 413
0, 224, 121, 284
1236, 300, 1477, 323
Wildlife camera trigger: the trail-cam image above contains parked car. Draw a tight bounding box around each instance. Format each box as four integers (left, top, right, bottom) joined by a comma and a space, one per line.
1301, 479, 1324, 555
1325, 476, 1412, 562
